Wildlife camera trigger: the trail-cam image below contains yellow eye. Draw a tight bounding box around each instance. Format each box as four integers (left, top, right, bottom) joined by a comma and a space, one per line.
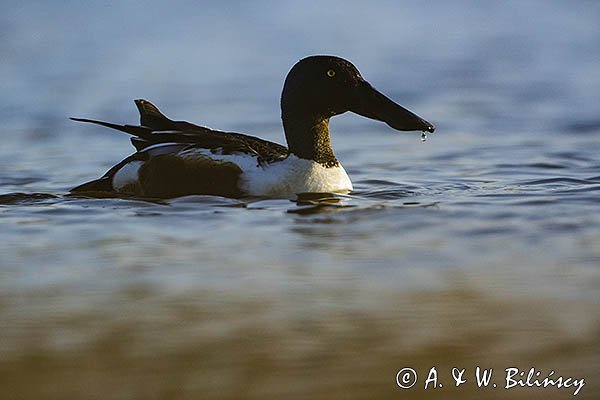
326, 69, 336, 78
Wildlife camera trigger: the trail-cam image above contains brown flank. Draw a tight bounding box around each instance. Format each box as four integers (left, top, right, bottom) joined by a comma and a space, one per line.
132, 154, 243, 198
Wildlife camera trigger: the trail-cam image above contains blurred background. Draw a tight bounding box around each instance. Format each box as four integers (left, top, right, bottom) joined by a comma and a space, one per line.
1, 1, 599, 399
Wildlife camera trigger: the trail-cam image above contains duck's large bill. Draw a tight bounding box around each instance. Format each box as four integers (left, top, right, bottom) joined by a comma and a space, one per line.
351, 81, 435, 133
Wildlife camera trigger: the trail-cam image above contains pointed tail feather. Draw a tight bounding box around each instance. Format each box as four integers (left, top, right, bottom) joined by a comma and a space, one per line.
70, 176, 113, 193
70, 117, 155, 140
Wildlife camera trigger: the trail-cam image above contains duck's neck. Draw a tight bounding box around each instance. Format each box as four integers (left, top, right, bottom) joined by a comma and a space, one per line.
282, 114, 339, 167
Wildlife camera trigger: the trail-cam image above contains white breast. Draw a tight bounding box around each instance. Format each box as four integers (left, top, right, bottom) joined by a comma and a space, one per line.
243, 155, 353, 196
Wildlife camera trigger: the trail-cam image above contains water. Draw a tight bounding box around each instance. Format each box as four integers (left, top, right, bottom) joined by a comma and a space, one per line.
1, 1, 599, 399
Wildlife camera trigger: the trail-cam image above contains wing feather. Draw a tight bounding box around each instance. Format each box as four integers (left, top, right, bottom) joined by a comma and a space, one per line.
71, 99, 288, 162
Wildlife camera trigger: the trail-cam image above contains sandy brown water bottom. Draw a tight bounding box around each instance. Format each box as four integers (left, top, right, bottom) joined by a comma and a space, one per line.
1, 280, 598, 400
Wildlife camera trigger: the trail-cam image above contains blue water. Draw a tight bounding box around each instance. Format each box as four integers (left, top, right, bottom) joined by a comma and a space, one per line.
1, 1, 599, 399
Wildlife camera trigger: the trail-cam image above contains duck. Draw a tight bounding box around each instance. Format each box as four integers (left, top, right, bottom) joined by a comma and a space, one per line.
71, 55, 435, 199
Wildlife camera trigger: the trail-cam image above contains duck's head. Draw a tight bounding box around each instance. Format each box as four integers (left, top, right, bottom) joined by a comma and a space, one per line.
281, 55, 435, 134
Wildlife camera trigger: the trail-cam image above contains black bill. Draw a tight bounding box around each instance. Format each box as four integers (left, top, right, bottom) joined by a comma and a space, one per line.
351, 81, 435, 133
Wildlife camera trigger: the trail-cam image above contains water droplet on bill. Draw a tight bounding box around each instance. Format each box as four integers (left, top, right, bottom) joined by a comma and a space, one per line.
421, 132, 427, 142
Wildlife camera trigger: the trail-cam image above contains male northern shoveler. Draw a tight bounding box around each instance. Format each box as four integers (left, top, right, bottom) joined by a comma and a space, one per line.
71, 55, 435, 198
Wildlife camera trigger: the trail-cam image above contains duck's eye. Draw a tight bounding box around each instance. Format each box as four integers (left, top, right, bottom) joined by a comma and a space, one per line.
326, 69, 336, 78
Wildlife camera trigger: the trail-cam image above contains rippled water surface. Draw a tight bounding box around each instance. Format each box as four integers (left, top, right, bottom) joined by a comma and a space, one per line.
1, 1, 599, 399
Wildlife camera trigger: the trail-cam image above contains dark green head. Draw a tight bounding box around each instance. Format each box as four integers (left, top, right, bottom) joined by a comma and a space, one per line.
281, 55, 435, 134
